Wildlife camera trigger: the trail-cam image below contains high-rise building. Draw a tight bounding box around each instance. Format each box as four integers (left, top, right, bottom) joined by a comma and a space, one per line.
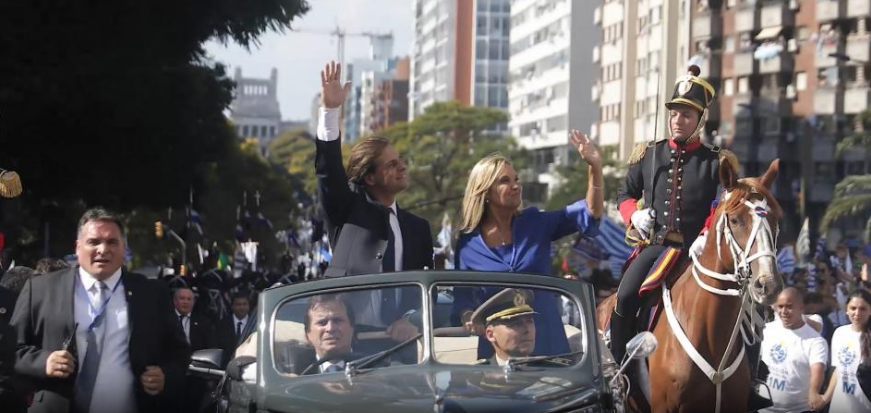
364, 57, 411, 134
508, 0, 601, 202
410, 0, 510, 129
690, 0, 870, 241
230, 68, 282, 146
591, 0, 695, 161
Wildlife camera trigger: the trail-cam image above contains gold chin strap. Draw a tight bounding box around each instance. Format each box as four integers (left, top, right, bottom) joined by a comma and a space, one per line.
0, 169, 22, 198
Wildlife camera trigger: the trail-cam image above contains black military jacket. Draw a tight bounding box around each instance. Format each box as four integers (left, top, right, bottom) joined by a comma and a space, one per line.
617, 139, 722, 248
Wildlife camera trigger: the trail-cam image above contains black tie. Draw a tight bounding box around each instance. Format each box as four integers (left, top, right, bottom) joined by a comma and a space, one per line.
178, 315, 189, 343
383, 209, 395, 272
236, 321, 243, 340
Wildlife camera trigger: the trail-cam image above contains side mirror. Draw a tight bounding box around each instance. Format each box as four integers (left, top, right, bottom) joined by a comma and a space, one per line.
189, 349, 225, 378
625, 332, 658, 360
226, 355, 257, 382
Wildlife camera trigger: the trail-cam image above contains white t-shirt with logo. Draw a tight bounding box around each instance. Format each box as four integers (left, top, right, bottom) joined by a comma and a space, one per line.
759, 321, 829, 413
830, 326, 871, 413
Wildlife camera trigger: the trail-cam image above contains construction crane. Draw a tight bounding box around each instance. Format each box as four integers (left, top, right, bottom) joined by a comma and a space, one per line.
294, 26, 394, 71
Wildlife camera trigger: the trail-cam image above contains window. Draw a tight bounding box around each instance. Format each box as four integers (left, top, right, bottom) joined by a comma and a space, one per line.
724, 36, 736, 53
738, 77, 749, 94
796, 72, 807, 91
242, 125, 249, 137
724, 78, 735, 96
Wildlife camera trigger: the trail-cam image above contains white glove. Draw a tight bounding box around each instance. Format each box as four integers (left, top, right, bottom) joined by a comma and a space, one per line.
690, 232, 707, 258
630, 209, 653, 238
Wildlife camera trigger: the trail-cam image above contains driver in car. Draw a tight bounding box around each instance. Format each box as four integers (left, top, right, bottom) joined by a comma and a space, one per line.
301, 294, 357, 374
471, 289, 572, 367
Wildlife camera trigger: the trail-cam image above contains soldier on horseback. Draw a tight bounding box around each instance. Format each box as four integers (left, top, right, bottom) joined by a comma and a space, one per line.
611, 65, 723, 364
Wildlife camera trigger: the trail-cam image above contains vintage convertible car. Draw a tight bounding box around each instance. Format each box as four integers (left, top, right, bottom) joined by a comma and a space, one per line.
190, 271, 649, 413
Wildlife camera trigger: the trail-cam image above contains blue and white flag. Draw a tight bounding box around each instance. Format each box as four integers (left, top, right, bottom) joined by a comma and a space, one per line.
595, 216, 633, 277
776, 246, 796, 275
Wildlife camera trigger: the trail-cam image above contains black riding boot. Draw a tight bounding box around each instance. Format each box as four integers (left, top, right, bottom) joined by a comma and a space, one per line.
746, 341, 772, 412
609, 309, 635, 364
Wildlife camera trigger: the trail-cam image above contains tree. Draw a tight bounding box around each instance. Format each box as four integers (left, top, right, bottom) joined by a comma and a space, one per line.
379, 102, 528, 232
268, 128, 318, 200
822, 109, 871, 241
544, 145, 622, 212
0, 1, 310, 262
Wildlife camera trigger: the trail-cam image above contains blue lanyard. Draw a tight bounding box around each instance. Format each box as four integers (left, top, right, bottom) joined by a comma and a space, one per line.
79, 277, 122, 332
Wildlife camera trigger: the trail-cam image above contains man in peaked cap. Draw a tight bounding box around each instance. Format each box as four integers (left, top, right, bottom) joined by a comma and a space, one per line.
471, 289, 571, 367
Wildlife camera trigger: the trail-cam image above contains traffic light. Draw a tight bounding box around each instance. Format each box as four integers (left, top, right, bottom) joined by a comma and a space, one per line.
155, 221, 164, 239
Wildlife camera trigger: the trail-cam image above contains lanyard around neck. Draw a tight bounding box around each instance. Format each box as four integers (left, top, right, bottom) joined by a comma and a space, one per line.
80, 277, 122, 332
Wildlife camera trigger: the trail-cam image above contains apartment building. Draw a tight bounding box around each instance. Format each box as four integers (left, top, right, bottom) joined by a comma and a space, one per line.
507, 0, 600, 201
230, 68, 282, 146
591, 0, 695, 161
410, 0, 510, 128
691, 0, 870, 240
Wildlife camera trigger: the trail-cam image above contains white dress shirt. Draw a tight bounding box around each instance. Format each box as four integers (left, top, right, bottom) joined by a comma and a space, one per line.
74, 267, 137, 413
233, 315, 248, 339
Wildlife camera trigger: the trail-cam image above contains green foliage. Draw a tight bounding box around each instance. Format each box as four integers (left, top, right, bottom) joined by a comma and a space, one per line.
378, 102, 527, 232
268, 128, 318, 197
544, 145, 623, 212
821, 175, 871, 242
0, 1, 309, 265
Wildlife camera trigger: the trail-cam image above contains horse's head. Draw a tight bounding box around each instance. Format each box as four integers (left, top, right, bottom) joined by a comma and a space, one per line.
716, 158, 783, 306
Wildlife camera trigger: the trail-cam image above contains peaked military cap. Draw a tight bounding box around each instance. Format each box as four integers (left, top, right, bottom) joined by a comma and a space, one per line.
471, 288, 537, 327
665, 65, 716, 114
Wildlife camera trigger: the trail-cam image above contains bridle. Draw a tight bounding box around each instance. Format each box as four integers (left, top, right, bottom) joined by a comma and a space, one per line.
661, 191, 778, 413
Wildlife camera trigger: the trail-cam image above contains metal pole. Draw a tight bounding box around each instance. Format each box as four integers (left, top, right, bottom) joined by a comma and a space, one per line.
168, 229, 187, 267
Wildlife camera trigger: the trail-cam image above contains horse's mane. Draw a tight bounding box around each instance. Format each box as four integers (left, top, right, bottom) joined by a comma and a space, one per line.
718, 177, 783, 221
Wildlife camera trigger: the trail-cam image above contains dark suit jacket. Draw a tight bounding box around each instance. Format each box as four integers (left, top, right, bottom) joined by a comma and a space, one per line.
216, 316, 254, 366
10, 267, 191, 413
0, 285, 25, 413
186, 313, 216, 353
315, 138, 434, 278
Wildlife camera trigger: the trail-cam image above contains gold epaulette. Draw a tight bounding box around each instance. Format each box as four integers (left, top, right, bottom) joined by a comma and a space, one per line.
628, 142, 649, 165
0, 170, 22, 198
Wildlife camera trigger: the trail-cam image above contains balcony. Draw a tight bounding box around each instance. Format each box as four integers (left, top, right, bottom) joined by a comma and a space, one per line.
847, 0, 871, 17
816, 42, 839, 68
758, 52, 795, 74
845, 87, 870, 114
846, 34, 871, 65
693, 12, 722, 38
758, 138, 779, 162
761, 1, 795, 27
814, 87, 839, 115
817, 0, 845, 21
756, 92, 793, 116
734, 51, 755, 76
735, 6, 758, 33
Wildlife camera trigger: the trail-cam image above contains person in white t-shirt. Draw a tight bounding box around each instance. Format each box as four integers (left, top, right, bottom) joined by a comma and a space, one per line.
822, 289, 871, 413
760, 287, 829, 413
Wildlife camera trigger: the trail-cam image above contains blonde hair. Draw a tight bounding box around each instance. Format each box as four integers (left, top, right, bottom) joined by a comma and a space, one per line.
458, 154, 516, 233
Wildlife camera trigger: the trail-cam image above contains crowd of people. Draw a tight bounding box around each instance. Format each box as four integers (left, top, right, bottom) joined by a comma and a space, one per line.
0, 60, 868, 413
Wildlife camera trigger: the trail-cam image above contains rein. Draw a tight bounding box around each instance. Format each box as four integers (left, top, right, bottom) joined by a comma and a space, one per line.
662, 195, 777, 413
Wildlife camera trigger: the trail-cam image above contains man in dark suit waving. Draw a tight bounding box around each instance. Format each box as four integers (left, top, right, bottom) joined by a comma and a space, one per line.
315, 61, 434, 344
11, 208, 190, 413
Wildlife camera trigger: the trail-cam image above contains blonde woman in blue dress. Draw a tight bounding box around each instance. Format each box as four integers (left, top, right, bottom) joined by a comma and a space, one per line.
821, 289, 871, 412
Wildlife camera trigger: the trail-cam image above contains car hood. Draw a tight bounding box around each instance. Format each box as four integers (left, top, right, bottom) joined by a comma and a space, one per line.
262, 365, 604, 413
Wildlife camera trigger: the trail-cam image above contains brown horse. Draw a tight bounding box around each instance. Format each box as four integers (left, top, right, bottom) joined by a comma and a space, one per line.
598, 159, 784, 413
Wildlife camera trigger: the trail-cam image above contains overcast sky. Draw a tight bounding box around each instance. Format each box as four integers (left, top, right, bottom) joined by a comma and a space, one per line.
206, 0, 414, 121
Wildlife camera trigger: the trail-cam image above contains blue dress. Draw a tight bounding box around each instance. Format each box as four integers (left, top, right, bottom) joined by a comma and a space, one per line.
453, 199, 600, 358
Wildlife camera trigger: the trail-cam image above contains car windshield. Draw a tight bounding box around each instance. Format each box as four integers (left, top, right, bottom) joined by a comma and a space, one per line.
272, 285, 424, 376
431, 284, 586, 367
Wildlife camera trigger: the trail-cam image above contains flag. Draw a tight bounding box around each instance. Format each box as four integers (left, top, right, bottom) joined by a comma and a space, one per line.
235, 224, 245, 241
257, 212, 274, 230
319, 245, 332, 262
796, 218, 810, 264
776, 246, 796, 275
814, 236, 828, 261
217, 252, 230, 271
190, 208, 203, 224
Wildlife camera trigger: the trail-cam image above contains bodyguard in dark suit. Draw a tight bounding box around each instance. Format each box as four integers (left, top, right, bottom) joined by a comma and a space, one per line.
216, 292, 253, 367
315, 61, 434, 344
11, 208, 191, 413
172, 287, 213, 413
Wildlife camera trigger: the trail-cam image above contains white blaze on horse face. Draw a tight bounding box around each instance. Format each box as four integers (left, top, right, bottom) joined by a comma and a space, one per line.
745, 198, 781, 304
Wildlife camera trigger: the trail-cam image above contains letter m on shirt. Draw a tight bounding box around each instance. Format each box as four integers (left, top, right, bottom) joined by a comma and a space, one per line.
768, 377, 786, 391
843, 382, 857, 395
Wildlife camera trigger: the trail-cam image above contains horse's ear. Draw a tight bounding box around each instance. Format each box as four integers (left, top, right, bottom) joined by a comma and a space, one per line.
760, 159, 780, 189
719, 156, 739, 191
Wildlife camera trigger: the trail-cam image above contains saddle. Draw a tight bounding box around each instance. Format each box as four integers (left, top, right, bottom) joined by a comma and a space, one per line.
622, 245, 690, 332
